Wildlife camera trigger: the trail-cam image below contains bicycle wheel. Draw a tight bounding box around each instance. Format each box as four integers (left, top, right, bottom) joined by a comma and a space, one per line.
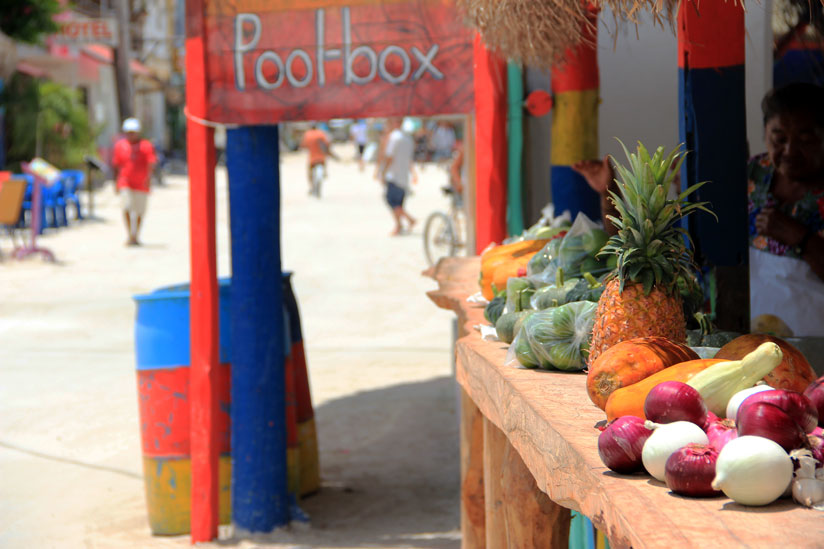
311, 164, 324, 198
423, 211, 457, 266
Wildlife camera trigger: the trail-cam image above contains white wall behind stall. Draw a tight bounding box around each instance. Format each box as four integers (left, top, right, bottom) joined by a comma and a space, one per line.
595, 3, 772, 161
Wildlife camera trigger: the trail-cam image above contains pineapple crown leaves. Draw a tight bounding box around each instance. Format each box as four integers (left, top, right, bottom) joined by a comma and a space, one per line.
598, 140, 717, 296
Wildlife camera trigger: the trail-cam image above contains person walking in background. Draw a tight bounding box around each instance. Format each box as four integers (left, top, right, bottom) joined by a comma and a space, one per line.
350, 119, 369, 171
112, 118, 156, 246
380, 118, 417, 236
300, 123, 337, 196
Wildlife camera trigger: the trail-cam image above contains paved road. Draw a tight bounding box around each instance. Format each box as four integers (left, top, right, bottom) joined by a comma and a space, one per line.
0, 148, 461, 548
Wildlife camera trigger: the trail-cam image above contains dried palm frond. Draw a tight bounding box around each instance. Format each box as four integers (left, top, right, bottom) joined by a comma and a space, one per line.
457, 0, 680, 66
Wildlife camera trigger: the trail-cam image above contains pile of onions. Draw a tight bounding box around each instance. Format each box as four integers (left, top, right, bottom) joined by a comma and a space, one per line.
598, 416, 653, 473
726, 385, 773, 420
642, 421, 708, 482
804, 376, 824, 428
665, 444, 721, 497
644, 381, 708, 427
706, 418, 738, 451
737, 390, 818, 451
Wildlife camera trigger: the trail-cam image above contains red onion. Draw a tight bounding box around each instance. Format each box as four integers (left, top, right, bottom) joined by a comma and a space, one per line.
808, 434, 824, 467
664, 443, 722, 497
706, 418, 738, 451
644, 381, 708, 427
740, 390, 818, 434
598, 416, 653, 473
804, 376, 824, 428
737, 400, 808, 451
703, 410, 720, 430
812, 426, 824, 437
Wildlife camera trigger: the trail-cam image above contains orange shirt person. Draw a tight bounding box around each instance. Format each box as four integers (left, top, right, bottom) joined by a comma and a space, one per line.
300, 124, 337, 194
112, 118, 156, 246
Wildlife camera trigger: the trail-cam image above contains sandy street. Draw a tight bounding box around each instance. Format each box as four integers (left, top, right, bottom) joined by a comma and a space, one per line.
0, 146, 462, 548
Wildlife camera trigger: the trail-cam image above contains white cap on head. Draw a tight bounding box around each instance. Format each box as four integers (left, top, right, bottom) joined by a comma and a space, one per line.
122, 118, 141, 133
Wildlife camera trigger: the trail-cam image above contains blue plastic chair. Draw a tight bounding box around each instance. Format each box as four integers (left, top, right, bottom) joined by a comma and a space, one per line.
17, 174, 46, 234
61, 169, 85, 220
41, 176, 67, 228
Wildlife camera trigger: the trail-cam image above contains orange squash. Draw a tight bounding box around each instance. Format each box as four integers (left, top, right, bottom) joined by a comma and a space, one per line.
586, 337, 699, 410
604, 358, 728, 421
715, 334, 816, 393
479, 239, 548, 299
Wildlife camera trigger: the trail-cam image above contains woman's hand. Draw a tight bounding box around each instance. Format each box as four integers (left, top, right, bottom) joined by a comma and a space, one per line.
755, 207, 808, 246
572, 155, 615, 196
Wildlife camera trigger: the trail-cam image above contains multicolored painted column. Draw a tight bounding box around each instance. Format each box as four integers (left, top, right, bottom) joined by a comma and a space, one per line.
678, 0, 749, 331
550, 6, 601, 221
473, 34, 508, 251
226, 125, 289, 531
507, 61, 525, 236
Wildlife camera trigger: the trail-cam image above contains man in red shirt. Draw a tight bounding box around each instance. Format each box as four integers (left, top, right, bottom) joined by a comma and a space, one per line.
112, 118, 156, 245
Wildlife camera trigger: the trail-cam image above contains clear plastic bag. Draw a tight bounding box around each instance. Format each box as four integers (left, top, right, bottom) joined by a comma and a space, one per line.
528, 212, 611, 286
504, 301, 597, 371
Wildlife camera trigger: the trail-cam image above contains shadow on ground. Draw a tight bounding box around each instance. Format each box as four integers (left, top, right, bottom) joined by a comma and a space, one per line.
221, 375, 461, 548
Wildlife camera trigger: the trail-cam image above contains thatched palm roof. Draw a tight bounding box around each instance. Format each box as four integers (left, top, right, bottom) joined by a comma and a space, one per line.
457, 0, 679, 65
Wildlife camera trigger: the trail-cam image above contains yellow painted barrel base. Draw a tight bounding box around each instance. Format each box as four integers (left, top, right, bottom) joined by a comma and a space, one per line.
298, 418, 320, 496
142, 455, 232, 535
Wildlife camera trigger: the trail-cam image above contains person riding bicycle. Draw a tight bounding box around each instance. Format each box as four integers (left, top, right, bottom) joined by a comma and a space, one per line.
300, 123, 338, 195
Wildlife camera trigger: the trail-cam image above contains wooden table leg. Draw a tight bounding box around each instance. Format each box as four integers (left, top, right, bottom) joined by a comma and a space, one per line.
461, 388, 486, 549
484, 417, 571, 549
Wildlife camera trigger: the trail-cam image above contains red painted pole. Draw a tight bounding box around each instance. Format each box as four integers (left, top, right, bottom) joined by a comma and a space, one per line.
473, 34, 508, 253
185, 0, 219, 542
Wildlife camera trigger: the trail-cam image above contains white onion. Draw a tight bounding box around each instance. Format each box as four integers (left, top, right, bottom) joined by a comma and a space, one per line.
642, 421, 708, 482
711, 436, 792, 506
725, 385, 774, 420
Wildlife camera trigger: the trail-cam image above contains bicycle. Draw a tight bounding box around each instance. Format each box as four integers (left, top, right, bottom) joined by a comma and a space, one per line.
310, 163, 325, 198
423, 186, 467, 266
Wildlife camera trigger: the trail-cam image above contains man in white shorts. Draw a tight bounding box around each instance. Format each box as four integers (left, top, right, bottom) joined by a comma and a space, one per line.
112, 118, 156, 245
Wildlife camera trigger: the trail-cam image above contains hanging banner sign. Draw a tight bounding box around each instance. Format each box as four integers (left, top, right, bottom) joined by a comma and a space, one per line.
203, 0, 474, 123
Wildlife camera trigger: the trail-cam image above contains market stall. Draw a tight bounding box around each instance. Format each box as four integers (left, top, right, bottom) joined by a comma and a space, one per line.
428, 256, 824, 548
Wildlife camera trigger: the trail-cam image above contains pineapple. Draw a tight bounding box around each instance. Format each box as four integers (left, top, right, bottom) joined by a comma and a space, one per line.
588, 142, 714, 365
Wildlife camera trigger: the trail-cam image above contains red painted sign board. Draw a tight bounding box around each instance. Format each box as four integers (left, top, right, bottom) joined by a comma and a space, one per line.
203, 0, 474, 123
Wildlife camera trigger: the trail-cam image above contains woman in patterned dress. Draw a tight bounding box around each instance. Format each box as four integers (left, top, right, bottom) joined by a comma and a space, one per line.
748, 83, 824, 336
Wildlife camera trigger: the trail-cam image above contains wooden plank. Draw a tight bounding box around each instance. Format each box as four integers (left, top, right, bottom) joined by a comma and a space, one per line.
483, 417, 507, 549
432, 257, 824, 549
460, 388, 485, 549
185, 0, 220, 540
501, 435, 570, 549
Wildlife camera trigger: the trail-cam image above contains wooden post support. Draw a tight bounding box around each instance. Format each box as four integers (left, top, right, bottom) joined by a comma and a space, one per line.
185, 0, 219, 541
461, 389, 485, 549
678, 0, 749, 332
550, 5, 600, 221
473, 35, 508, 252
113, 0, 134, 120
226, 125, 289, 532
483, 416, 571, 549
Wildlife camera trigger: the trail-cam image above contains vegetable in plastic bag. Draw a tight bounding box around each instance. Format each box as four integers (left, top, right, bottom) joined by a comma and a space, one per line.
484, 295, 506, 324
565, 274, 606, 303
496, 310, 536, 344
506, 301, 597, 371
504, 277, 534, 314
529, 213, 611, 284
531, 279, 578, 309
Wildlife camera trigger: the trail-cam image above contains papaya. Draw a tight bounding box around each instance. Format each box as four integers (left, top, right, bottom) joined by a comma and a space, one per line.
586, 337, 699, 410
479, 239, 548, 299
604, 359, 728, 421
715, 334, 816, 393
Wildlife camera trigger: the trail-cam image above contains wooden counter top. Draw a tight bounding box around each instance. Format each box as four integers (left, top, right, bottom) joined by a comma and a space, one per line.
428, 257, 824, 548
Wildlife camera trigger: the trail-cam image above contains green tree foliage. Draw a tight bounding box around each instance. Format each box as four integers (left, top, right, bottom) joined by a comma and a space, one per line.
1, 74, 97, 170
0, 0, 61, 44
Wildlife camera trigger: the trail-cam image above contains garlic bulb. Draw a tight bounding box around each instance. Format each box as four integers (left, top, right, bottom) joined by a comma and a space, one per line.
791, 450, 824, 510
712, 436, 793, 506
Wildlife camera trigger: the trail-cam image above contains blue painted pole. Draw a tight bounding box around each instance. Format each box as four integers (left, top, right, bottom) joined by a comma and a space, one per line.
226, 125, 289, 531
